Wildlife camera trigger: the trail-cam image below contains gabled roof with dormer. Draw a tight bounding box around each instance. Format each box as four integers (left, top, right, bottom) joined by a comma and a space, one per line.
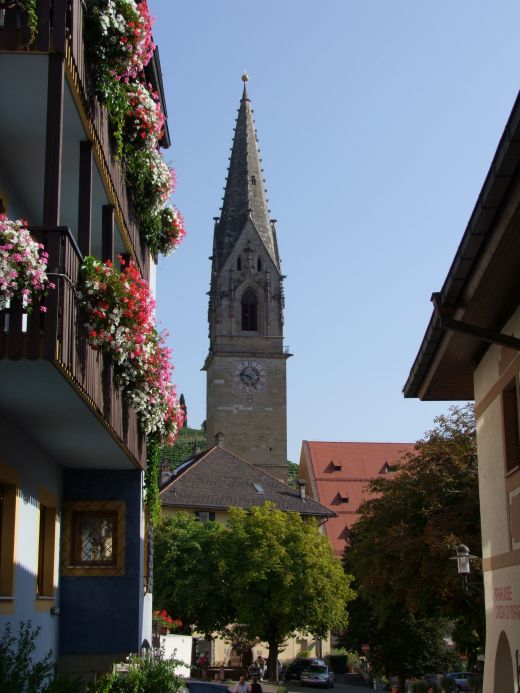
160, 445, 334, 519
299, 440, 416, 554
212, 77, 280, 274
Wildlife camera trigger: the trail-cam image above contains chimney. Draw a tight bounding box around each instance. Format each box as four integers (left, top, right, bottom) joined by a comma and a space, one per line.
215, 431, 225, 448
297, 479, 306, 500
160, 463, 172, 485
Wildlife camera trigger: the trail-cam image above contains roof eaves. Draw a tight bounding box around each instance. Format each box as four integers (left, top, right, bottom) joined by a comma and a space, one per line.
403, 91, 520, 399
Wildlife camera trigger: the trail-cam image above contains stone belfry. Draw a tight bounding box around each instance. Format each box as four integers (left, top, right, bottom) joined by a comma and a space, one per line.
203, 74, 290, 481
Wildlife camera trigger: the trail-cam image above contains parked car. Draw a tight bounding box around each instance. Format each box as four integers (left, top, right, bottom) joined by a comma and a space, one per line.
186, 681, 232, 693
301, 664, 335, 688
445, 672, 475, 691
283, 658, 326, 681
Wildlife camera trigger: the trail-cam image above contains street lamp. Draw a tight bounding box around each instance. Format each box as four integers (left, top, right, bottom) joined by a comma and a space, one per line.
455, 544, 472, 574
450, 544, 477, 592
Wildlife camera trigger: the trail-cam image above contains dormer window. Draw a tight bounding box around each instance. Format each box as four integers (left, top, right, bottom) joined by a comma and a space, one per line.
237, 256, 242, 271
339, 492, 349, 503
257, 258, 262, 272
241, 289, 258, 331
332, 461, 342, 471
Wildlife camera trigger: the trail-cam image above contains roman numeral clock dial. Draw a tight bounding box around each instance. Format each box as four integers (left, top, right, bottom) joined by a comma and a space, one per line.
234, 360, 266, 393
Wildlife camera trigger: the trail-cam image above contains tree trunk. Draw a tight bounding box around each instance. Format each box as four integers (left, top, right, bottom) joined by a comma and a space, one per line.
267, 639, 280, 682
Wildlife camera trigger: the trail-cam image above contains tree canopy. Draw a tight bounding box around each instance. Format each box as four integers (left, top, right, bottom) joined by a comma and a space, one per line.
154, 511, 233, 634
343, 405, 484, 674
154, 503, 355, 678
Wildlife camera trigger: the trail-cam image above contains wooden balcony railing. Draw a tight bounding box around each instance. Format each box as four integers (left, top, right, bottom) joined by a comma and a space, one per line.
0, 226, 146, 469
0, 0, 159, 277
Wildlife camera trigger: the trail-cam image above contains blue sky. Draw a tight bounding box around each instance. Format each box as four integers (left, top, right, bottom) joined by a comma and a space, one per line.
149, 0, 520, 463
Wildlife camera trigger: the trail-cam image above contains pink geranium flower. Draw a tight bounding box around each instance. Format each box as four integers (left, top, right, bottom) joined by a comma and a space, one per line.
0, 215, 54, 313
79, 255, 183, 443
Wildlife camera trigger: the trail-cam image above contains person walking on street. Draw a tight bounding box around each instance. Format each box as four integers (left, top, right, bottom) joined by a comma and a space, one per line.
249, 674, 263, 693
234, 676, 248, 693
254, 655, 266, 680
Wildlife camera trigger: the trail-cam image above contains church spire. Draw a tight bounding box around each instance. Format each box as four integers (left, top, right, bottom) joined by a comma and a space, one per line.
213, 74, 280, 273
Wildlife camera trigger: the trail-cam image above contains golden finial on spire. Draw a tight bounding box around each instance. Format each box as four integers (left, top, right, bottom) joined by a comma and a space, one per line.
242, 70, 249, 83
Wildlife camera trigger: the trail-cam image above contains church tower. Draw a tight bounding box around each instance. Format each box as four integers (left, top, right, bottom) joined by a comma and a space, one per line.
203, 75, 289, 481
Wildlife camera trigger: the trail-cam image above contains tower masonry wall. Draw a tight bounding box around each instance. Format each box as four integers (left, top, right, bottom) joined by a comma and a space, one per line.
206, 354, 288, 481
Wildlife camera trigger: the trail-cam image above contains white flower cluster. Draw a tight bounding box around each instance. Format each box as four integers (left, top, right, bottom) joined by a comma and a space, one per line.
146, 149, 175, 214
98, 0, 131, 39
0, 217, 53, 312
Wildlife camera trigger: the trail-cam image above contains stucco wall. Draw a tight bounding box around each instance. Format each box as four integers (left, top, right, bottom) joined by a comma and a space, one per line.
474, 306, 520, 693
0, 415, 62, 664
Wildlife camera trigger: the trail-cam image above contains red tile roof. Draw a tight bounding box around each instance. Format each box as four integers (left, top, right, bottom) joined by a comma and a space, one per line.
299, 441, 416, 555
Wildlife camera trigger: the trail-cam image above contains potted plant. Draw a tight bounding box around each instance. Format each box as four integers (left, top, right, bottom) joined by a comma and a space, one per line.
153, 610, 182, 635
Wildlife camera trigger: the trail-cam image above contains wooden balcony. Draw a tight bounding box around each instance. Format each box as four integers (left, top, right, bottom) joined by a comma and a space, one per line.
0, 227, 146, 470
0, 0, 168, 278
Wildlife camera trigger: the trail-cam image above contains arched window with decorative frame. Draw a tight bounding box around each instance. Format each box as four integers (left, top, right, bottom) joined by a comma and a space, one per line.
241, 288, 258, 331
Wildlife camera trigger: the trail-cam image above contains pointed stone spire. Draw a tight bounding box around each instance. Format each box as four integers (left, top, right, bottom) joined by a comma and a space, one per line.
213, 74, 280, 273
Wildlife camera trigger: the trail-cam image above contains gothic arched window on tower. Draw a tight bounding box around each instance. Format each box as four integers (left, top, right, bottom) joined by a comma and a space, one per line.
257, 258, 262, 272
241, 289, 258, 331
237, 256, 242, 271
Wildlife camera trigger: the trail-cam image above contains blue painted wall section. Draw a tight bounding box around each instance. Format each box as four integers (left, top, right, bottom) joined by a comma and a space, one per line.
60, 469, 143, 655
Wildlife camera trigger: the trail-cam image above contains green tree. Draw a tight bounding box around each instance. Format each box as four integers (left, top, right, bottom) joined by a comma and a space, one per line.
154, 512, 233, 634
286, 461, 298, 488
223, 503, 355, 679
344, 405, 483, 670
179, 393, 187, 428
340, 594, 459, 690
154, 504, 355, 680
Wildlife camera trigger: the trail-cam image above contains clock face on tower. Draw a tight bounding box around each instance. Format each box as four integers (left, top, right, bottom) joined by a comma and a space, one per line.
234, 360, 266, 393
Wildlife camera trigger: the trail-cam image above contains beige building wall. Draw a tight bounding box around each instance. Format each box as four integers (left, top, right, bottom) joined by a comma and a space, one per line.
210, 631, 333, 667
473, 306, 520, 693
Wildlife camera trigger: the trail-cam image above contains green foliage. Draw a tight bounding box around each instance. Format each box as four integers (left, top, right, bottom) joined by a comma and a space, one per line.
83, 0, 141, 91
145, 434, 161, 525
15, 1, 38, 43
0, 621, 54, 692
328, 649, 358, 672
46, 677, 83, 693
222, 503, 355, 678
344, 405, 483, 662
286, 461, 298, 489
154, 503, 355, 679
99, 77, 128, 159
370, 605, 457, 685
160, 428, 206, 472
224, 504, 354, 643
153, 512, 233, 634
90, 653, 184, 692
